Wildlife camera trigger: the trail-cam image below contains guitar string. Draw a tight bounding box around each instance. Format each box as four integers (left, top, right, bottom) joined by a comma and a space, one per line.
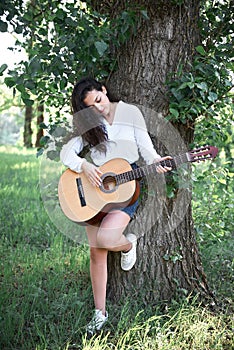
78, 154, 186, 190
75, 155, 181, 192
115, 155, 183, 185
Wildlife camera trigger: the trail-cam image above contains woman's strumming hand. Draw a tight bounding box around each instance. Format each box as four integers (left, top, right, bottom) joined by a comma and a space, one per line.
81, 160, 103, 187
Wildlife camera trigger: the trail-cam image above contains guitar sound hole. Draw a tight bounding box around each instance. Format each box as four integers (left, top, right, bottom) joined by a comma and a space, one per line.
102, 175, 117, 192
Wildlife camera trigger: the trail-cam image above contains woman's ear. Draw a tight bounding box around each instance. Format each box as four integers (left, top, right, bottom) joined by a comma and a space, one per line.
102, 86, 107, 95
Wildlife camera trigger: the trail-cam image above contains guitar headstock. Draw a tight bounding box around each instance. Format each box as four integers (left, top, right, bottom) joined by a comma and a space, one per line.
188, 146, 219, 163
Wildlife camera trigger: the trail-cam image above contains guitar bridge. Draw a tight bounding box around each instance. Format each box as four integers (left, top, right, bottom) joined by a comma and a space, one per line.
76, 178, 86, 207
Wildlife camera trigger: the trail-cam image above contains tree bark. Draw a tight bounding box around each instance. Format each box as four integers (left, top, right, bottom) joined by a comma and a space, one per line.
35, 104, 44, 148
23, 105, 33, 148
105, 1, 215, 304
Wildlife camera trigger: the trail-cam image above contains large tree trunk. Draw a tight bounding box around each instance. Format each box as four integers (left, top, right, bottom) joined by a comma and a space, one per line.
103, 1, 214, 303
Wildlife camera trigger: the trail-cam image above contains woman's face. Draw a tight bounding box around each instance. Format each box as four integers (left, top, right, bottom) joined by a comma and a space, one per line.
83, 86, 111, 117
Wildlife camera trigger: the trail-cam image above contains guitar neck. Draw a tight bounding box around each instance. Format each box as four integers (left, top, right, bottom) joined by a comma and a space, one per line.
115, 153, 189, 185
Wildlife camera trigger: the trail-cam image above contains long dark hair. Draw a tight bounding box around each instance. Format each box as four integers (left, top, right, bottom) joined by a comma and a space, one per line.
70, 77, 109, 152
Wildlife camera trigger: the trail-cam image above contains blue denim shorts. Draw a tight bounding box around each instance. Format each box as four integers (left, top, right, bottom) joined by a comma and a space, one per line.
119, 163, 140, 219
120, 197, 140, 219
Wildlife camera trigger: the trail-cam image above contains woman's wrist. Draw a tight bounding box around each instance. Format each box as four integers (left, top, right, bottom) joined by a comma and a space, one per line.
81, 158, 88, 171
153, 156, 161, 162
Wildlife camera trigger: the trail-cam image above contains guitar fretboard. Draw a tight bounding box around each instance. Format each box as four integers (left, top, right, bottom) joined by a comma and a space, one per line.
115, 153, 189, 185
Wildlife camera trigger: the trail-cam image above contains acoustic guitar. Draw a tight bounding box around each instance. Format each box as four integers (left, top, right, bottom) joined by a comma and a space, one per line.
58, 146, 218, 225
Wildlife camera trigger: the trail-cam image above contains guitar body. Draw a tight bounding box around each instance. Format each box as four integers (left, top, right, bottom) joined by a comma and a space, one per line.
58, 158, 139, 225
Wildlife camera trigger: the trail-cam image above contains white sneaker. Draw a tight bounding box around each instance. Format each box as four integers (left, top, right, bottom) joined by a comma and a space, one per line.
121, 233, 137, 271
86, 309, 108, 335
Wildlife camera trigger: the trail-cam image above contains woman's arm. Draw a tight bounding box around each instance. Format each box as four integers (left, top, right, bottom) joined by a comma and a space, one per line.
60, 136, 86, 173
60, 136, 103, 186
133, 107, 171, 173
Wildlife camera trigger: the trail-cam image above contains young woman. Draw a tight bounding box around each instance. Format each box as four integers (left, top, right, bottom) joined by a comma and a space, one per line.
60, 77, 171, 334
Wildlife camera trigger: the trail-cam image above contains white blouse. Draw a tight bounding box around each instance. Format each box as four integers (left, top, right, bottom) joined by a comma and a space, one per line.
60, 101, 160, 172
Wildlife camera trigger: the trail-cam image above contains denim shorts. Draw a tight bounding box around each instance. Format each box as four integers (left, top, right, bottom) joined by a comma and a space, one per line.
119, 163, 141, 219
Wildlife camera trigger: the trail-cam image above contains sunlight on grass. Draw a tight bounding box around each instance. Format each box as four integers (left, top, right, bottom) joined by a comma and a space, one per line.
0, 145, 36, 155
80, 303, 233, 349
11, 161, 37, 169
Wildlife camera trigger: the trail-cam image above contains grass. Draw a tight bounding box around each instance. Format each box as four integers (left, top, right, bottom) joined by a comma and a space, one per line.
0, 146, 233, 350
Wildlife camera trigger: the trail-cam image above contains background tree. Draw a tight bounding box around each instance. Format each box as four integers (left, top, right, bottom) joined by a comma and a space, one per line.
23, 105, 33, 147
0, 0, 233, 305
35, 104, 44, 148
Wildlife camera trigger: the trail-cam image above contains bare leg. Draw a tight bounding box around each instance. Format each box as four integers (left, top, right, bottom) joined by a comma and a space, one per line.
89, 246, 108, 314
86, 210, 131, 315
90, 210, 132, 251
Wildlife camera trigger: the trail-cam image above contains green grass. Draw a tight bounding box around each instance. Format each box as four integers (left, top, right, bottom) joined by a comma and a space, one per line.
0, 146, 233, 350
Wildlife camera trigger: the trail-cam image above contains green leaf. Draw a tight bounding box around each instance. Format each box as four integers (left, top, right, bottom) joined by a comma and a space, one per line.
16, 84, 26, 93
56, 8, 65, 20
169, 108, 179, 118
166, 186, 175, 198
15, 25, 24, 34
205, 223, 212, 229
171, 88, 184, 102
196, 45, 207, 56
36, 147, 44, 157
22, 98, 34, 106
4, 77, 15, 88
47, 150, 60, 161
0, 64, 7, 75
196, 82, 208, 91
52, 126, 67, 137
39, 122, 48, 129
208, 92, 218, 102
187, 82, 195, 89
177, 82, 190, 90
65, 17, 77, 27
40, 136, 50, 146
0, 20, 8, 32
219, 221, 225, 228
25, 80, 36, 90
217, 178, 226, 185
28, 57, 41, 73
95, 41, 108, 57
141, 10, 149, 20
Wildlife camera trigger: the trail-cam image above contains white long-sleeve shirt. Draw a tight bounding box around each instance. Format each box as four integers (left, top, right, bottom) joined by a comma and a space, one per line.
60, 101, 160, 172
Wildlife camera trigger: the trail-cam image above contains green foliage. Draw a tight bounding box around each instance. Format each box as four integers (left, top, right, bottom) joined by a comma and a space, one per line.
192, 160, 234, 242
1, 0, 150, 154
193, 100, 234, 179
1, 1, 233, 121
35, 115, 70, 158
166, 0, 233, 124
2, 1, 148, 112
167, 47, 233, 124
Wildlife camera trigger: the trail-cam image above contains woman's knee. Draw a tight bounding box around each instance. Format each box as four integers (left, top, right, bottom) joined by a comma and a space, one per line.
96, 234, 111, 249
90, 246, 108, 264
